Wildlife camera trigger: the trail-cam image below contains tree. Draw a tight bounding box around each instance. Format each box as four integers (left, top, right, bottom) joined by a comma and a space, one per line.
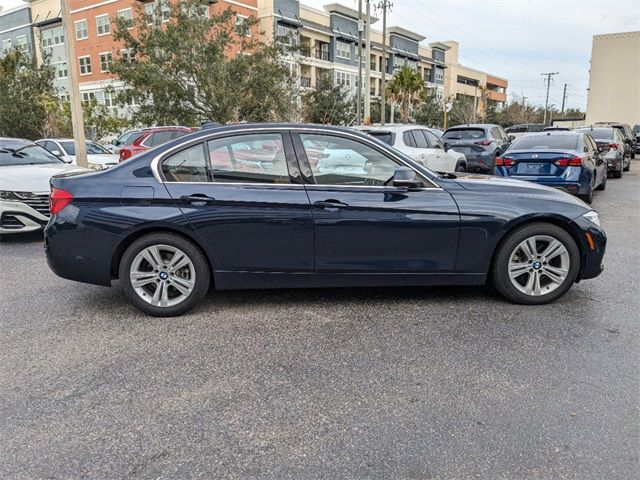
385, 66, 425, 124
0, 49, 57, 139
111, 0, 296, 126
56, 98, 130, 142
448, 96, 476, 126
502, 99, 538, 126
301, 76, 354, 125
413, 88, 444, 127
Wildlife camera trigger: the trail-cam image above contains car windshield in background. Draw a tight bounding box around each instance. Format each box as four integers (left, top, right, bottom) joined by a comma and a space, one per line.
442, 129, 485, 140
115, 131, 144, 146
575, 128, 613, 141
0, 143, 63, 166
60, 141, 111, 155
366, 131, 394, 145
511, 135, 579, 150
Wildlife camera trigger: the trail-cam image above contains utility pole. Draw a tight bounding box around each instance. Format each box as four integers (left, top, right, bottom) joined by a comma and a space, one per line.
473, 84, 478, 122
378, 0, 391, 126
561, 83, 568, 113
541, 72, 559, 125
60, 0, 88, 168
363, 0, 371, 125
522, 96, 527, 106
356, 0, 363, 125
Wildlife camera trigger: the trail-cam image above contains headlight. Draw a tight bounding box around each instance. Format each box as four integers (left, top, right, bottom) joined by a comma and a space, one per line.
0, 191, 20, 201
88, 163, 104, 170
583, 211, 600, 227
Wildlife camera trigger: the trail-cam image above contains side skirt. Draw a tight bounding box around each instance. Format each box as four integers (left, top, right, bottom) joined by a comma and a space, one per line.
214, 271, 487, 290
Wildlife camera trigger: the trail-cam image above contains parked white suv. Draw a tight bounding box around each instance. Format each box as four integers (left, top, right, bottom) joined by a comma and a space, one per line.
355, 125, 467, 172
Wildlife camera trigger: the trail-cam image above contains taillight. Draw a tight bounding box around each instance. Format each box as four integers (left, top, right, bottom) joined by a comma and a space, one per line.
50, 188, 74, 215
554, 157, 584, 167
495, 157, 517, 167
474, 140, 492, 146
119, 149, 131, 162
609, 143, 618, 150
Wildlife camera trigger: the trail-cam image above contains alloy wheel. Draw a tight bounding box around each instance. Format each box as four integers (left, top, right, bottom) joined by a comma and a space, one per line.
507, 235, 570, 297
129, 244, 196, 307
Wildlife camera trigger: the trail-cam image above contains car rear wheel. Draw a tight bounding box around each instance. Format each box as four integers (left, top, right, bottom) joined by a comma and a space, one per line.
119, 233, 210, 317
492, 223, 580, 305
596, 171, 607, 191
579, 183, 593, 204
623, 156, 631, 171
455, 161, 466, 173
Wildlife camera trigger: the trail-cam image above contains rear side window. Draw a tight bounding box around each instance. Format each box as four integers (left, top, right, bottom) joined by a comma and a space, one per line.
207, 133, 289, 184
148, 131, 175, 147
423, 130, 440, 148
403, 131, 417, 147
118, 131, 144, 146
366, 131, 395, 146
511, 135, 579, 150
529, 125, 544, 132
443, 128, 486, 140
171, 130, 189, 140
161, 143, 209, 182
410, 130, 429, 148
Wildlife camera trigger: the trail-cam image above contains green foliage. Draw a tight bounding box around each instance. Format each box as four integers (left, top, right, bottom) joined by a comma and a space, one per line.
385, 66, 425, 124
57, 99, 130, 142
111, 0, 296, 125
0, 49, 57, 140
448, 95, 476, 126
413, 89, 443, 127
301, 76, 354, 125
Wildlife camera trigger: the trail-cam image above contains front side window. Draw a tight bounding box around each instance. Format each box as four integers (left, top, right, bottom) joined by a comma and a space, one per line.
75, 19, 88, 40
162, 144, 208, 182
424, 130, 441, 148
300, 134, 399, 187
207, 133, 289, 184
410, 130, 429, 149
147, 131, 175, 147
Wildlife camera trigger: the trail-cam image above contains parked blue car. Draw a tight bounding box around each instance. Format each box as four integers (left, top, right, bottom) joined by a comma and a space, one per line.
495, 131, 608, 204
45, 124, 606, 316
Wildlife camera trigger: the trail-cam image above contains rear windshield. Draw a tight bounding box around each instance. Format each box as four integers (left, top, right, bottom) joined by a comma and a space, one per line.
511, 135, 579, 150
365, 131, 395, 145
443, 128, 486, 140
114, 131, 144, 146
575, 128, 613, 141
0, 143, 63, 166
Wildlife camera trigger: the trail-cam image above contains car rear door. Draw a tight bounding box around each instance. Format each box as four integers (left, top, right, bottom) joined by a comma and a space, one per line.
160, 130, 314, 274
293, 130, 460, 273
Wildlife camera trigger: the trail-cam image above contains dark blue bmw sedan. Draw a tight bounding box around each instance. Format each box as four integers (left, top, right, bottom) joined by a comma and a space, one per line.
45, 124, 606, 316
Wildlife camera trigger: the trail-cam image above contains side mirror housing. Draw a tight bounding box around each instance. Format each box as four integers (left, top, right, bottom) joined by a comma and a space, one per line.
444, 142, 452, 152
508, 134, 516, 141
392, 167, 423, 190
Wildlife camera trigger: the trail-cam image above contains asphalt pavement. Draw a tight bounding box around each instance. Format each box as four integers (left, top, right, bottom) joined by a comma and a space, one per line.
1, 166, 639, 479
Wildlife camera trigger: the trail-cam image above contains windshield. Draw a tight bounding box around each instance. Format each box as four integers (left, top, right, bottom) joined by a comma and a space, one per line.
0, 143, 63, 166
575, 128, 613, 141
114, 131, 144, 146
511, 135, 579, 150
365, 131, 395, 146
443, 128, 486, 140
60, 141, 111, 155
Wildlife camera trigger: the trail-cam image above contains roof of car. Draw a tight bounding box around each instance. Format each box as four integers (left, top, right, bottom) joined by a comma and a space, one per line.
521, 131, 580, 137
445, 124, 500, 130
354, 124, 434, 133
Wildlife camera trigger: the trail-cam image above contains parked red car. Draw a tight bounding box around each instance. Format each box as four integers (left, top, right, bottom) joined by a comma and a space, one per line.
118, 127, 193, 162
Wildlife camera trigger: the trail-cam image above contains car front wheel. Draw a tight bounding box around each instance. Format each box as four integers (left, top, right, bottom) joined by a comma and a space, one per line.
492, 223, 580, 305
119, 233, 210, 316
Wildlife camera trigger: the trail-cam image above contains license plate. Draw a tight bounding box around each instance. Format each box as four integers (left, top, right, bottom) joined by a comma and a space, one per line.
526, 163, 543, 169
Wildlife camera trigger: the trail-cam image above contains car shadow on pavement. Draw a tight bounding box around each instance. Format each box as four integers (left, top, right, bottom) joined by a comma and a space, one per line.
0, 231, 44, 244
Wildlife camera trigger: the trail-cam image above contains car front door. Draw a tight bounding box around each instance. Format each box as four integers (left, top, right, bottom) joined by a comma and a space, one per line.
160, 131, 314, 275
293, 131, 460, 273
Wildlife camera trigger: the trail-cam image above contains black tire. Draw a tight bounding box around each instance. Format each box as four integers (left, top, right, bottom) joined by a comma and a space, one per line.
596, 172, 607, 191
579, 184, 593, 204
623, 156, 631, 171
612, 166, 623, 178
455, 161, 466, 173
118, 233, 210, 317
492, 223, 580, 305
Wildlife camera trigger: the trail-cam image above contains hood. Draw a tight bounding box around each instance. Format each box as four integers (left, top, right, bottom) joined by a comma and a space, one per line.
451, 173, 590, 209
0, 163, 87, 193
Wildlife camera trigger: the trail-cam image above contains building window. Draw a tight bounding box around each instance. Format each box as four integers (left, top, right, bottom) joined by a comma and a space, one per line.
435, 68, 444, 82
79, 55, 92, 75
53, 26, 64, 45
144, 3, 154, 25
81, 92, 96, 103
59, 93, 70, 103
41, 29, 53, 48
96, 14, 110, 36
235, 14, 251, 37
104, 90, 117, 109
335, 71, 354, 88
15, 35, 28, 52
55, 61, 68, 79
99, 52, 112, 72
120, 48, 135, 63
2, 39, 11, 54
160, 1, 170, 23
117, 8, 134, 29
336, 40, 351, 60
276, 24, 297, 46
75, 19, 88, 40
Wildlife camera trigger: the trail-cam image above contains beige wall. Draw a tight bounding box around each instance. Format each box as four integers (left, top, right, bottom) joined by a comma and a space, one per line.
586, 31, 640, 125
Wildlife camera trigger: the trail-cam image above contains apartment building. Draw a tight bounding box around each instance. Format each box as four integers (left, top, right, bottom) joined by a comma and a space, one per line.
585, 31, 640, 125
443, 41, 508, 113
64, 0, 257, 115
0, 2, 35, 58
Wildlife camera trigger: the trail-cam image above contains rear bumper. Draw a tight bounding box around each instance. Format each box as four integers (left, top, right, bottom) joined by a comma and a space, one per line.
496, 167, 592, 195
0, 200, 49, 235
465, 152, 495, 173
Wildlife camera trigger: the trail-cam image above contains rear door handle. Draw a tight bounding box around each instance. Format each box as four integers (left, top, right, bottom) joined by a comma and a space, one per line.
180, 194, 217, 204
314, 199, 349, 209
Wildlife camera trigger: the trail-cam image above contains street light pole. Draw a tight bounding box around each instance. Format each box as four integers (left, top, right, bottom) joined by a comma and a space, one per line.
60, 0, 88, 168
379, 0, 389, 126
363, 0, 371, 125
356, 0, 363, 125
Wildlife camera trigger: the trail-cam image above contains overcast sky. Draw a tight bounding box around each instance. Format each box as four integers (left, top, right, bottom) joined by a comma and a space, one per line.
5, 0, 639, 111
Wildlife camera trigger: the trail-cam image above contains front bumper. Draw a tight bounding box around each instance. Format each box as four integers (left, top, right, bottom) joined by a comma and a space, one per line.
573, 215, 606, 280
0, 200, 49, 235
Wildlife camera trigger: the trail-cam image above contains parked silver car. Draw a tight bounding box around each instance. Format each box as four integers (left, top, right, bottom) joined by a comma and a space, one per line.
575, 127, 630, 178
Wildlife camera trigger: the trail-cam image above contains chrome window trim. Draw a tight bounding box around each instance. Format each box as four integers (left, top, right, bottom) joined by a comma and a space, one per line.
151, 126, 442, 189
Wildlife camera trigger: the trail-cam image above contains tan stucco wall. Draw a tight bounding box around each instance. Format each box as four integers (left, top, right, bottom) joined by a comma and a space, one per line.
586, 31, 640, 125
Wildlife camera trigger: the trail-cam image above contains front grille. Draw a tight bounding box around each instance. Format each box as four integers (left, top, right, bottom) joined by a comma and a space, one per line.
18, 194, 50, 217
1, 214, 25, 229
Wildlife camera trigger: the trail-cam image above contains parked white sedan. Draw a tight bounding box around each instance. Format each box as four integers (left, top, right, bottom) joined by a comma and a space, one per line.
36, 138, 119, 170
355, 125, 467, 172
0, 138, 86, 236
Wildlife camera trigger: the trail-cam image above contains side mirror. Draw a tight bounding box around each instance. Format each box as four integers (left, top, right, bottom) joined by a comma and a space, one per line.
392, 167, 423, 190
508, 134, 516, 141
444, 142, 451, 152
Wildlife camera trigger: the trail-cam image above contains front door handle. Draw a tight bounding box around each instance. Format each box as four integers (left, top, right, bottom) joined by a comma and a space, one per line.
314, 199, 349, 209
180, 194, 217, 204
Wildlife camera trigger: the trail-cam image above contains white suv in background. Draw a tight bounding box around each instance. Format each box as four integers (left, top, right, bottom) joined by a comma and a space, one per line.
355, 125, 467, 173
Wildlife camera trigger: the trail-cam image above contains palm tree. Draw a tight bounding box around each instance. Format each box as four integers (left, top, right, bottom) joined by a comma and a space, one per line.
385, 66, 425, 124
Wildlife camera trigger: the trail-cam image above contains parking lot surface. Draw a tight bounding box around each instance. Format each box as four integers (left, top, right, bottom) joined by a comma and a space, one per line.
1, 168, 639, 479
